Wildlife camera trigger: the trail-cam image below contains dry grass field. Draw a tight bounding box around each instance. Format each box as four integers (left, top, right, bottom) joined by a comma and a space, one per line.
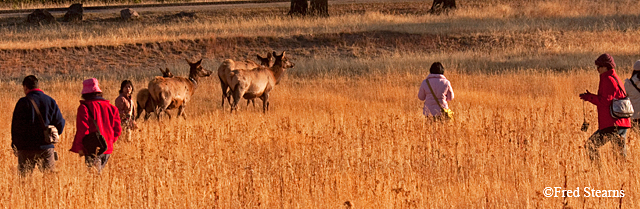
1, 0, 640, 208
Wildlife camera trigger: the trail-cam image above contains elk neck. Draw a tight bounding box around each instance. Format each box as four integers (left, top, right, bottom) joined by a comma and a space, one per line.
270, 64, 286, 85
188, 76, 199, 89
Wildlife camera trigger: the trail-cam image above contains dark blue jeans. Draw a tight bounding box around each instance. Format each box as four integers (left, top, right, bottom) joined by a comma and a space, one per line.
586, 127, 628, 164
85, 154, 110, 173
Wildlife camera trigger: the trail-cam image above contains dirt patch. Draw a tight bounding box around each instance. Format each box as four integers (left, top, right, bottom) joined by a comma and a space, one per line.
0, 30, 552, 76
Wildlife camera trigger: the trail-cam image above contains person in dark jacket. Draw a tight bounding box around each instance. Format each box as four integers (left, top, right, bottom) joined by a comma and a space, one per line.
70, 78, 121, 173
11, 75, 65, 175
579, 54, 631, 166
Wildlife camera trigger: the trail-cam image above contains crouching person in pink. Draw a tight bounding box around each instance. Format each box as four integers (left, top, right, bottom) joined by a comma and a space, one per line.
418, 62, 454, 119
69, 78, 121, 173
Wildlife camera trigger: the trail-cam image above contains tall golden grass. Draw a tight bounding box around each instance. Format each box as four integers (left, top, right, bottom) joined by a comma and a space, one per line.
1, 0, 640, 208
0, 60, 636, 208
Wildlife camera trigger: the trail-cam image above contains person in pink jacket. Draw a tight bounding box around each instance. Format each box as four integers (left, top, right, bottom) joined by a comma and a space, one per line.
579, 54, 631, 165
70, 78, 122, 173
418, 62, 454, 118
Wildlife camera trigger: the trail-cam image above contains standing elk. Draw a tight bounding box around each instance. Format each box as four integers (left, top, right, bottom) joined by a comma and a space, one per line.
148, 59, 212, 120
228, 51, 294, 113
218, 53, 273, 108
136, 68, 174, 121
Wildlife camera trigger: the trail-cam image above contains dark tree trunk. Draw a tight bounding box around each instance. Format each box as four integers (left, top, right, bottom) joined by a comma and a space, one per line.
309, 0, 329, 17
289, 0, 308, 16
430, 0, 456, 15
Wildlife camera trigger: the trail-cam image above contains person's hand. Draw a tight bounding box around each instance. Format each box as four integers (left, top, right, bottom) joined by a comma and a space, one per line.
579, 90, 592, 100
579, 90, 592, 96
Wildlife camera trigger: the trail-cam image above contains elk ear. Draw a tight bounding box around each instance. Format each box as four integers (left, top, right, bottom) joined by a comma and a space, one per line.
272, 51, 277, 57
185, 58, 192, 65
195, 59, 202, 65
267, 52, 273, 59
257, 55, 264, 60
281, 51, 286, 58
159, 68, 165, 73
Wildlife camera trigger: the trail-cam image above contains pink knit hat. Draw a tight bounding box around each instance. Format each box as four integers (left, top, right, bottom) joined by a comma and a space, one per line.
82, 78, 102, 94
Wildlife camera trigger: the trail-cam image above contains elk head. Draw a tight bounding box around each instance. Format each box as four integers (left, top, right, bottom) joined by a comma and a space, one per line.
257, 52, 273, 67
272, 51, 294, 69
186, 58, 212, 78
272, 51, 294, 85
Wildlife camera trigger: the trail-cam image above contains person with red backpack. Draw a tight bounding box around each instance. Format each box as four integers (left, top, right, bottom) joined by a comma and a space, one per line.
69, 78, 122, 173
579, 54, 631, 166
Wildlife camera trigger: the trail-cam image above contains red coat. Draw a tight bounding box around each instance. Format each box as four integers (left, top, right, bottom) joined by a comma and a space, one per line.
581, 69, 632, 130
70, 98, 122, 154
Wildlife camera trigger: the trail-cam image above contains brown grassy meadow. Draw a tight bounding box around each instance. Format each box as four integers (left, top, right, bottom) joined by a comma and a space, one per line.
1, 0, 640, 208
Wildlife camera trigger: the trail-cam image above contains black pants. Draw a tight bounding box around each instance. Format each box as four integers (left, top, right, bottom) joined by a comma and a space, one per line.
586, 127, 628, 164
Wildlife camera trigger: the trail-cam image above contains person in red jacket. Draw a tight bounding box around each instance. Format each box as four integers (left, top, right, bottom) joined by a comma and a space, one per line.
69, 78, 121, 173
579, 54, 631, 166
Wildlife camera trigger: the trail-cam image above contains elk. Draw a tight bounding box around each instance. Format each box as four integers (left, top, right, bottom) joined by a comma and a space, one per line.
218, 53, 273, 108
148, 59, 212, 120
135, 68, 174, 121
229, 51, 294, 113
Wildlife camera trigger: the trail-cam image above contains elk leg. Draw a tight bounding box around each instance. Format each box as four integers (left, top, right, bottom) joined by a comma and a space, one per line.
135, 103, 143, 121
226, 90, 233, 108
157, 93, 173, 120
219, 75, 228, 108
135, 109, 143, 121
261, 93, 269, 113
177, 104, 187, 120
166, 108, 173, 120
231, 85, 243, 113
155, 107, 162, 120
144, 112, 152, 121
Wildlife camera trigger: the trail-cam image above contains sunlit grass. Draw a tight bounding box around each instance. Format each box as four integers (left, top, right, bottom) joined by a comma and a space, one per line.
0, 0, 640, 208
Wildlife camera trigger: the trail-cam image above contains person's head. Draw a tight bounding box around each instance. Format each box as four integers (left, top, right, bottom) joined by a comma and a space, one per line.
119, 80, 134, 96
595, 53, 616, 74
633, 60, 640, 78
81, 78, 103, 100
22, 75, 38, 94
429, 62, 445, 74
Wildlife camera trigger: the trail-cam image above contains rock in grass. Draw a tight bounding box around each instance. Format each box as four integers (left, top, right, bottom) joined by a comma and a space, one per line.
63, 3, 83, 22
27, 9, 56, 24
120, 8, 139, 20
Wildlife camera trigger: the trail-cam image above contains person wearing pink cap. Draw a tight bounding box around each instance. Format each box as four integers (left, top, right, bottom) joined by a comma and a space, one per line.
579, 54, 631, 166
624, 60, 640, 127
69, 78, 122, 173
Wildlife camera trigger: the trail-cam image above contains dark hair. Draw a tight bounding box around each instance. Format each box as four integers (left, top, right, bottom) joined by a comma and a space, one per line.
429, 62, 445, 74
82, 92, 103, 100
22, 75, 38, 89
119, 80, 134, 94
